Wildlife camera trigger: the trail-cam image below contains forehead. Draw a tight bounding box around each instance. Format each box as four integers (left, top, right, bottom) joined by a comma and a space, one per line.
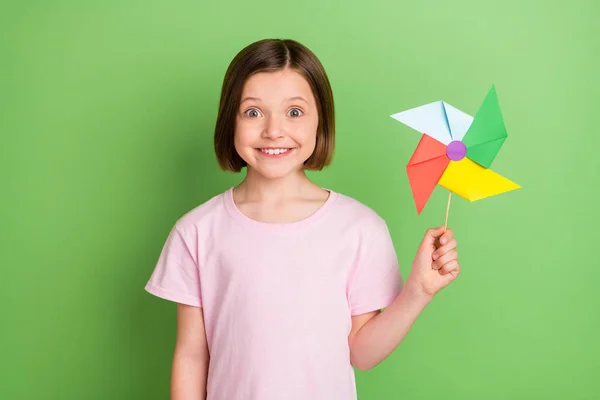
241, 68, 315, 103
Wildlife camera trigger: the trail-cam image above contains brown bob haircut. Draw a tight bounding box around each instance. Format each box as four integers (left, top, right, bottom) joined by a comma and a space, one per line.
214, 39, 335, 172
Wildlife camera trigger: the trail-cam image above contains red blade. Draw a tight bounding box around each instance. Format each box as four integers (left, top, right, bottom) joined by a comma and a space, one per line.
406, 134, 450, 214
408, 134, 448, 165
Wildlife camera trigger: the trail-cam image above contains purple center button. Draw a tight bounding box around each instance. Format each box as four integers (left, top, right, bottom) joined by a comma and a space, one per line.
446, 140, 467, 161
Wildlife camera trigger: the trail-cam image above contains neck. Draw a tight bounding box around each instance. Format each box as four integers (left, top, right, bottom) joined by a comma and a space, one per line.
235, 167, 317, 202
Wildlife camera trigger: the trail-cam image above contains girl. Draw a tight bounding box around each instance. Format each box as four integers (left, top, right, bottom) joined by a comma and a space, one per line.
145, 38, 460, 400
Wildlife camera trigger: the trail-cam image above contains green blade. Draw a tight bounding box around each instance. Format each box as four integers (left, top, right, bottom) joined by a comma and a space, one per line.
462, 85, 507, 168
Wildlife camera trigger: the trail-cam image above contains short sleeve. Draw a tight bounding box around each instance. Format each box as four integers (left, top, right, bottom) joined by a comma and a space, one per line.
347, 220, 403, 316
145, 225, 202, 307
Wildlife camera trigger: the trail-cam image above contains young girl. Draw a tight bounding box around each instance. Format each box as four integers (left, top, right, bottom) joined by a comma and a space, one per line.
145, 38, 460, 400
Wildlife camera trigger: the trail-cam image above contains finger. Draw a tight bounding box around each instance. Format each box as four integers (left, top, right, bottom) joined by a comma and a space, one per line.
439, 260, 460, 277
421, 226, 446, 248
432, 239, 457, 260
439, 228, 454, 246
432, 250, 457, 270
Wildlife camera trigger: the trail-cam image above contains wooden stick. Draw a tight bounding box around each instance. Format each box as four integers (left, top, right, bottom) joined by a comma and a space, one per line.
444, 191, 452, 232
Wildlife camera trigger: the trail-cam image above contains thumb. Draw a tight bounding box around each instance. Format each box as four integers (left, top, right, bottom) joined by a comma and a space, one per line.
419, 226, 446, 249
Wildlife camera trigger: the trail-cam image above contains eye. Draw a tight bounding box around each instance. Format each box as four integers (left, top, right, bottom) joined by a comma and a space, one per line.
244, 108, 262, 118
288, 108, 303, 118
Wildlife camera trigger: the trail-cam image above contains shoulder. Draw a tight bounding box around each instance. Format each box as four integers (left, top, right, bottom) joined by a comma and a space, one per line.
172, 188, 230, 234
327, 189, 390, 236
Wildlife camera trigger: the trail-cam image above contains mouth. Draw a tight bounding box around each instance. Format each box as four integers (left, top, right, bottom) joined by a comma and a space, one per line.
256, 148, 294, 157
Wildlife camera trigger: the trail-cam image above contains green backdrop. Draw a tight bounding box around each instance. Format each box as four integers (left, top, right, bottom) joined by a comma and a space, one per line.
2, 0, 598, 398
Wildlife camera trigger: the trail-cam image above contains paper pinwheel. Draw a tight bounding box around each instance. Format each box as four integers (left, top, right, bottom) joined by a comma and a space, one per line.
390, 86, 520, 217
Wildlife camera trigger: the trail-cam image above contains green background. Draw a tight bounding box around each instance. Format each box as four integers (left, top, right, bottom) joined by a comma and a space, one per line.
2, 0, 598, 398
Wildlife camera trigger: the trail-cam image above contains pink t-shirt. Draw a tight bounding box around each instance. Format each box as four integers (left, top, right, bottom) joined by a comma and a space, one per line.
145, 187, 403, 400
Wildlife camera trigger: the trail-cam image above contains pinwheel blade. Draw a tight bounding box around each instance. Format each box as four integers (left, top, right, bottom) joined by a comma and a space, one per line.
438, 158, 520, 202
462, 86, 507, 168
391, 101, 453, 145
442, 102, 473, 142
406, 135, 450, 214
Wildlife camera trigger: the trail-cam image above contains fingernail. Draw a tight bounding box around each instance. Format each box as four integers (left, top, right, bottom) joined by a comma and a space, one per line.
432, 252, 438, 260
441, 237, 447, 245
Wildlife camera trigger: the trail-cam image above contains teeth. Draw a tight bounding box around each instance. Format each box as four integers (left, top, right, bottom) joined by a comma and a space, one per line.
261, 148, 289, 155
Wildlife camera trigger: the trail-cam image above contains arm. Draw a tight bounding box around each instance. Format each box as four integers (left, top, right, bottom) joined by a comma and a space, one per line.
171, 303, 210, 399
348, 226, 459, 371
348, 286, 432, 371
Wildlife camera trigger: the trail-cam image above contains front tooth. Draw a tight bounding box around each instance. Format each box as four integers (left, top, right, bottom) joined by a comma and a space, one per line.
262, 148, 288, 155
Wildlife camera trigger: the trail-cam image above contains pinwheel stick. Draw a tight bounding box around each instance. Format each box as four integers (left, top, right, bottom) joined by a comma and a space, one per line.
444, 191, 452, 232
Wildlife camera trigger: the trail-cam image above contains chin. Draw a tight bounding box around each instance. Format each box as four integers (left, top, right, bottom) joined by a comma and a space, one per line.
253, 166, 300, 180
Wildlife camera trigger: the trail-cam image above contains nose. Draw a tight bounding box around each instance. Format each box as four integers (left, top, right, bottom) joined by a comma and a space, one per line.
262, 114, 284, 139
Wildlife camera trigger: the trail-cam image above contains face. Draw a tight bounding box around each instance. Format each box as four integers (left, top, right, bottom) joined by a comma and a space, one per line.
234, 68, 319, 180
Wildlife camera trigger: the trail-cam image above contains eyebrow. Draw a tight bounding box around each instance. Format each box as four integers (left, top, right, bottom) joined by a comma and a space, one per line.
287, 96, 308, 104
240, 96, 260, 103
240, 96, 309, 104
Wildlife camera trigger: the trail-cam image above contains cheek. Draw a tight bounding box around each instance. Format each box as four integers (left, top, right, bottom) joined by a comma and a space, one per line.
234, 122, 260, 148
300, 119, 319, 145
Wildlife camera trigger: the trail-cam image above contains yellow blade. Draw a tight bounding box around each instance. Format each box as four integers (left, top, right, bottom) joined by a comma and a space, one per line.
439, 158, 520, 201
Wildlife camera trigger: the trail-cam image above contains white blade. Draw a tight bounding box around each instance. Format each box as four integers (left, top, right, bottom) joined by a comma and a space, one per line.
442, 102, 473, 142
390, 101, 453, 145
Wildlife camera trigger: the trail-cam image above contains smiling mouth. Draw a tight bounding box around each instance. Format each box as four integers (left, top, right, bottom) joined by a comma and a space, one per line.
258, 148, 292, 155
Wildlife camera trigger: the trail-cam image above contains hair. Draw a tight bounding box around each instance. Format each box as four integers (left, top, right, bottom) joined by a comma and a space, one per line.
214, 38, 335, 172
